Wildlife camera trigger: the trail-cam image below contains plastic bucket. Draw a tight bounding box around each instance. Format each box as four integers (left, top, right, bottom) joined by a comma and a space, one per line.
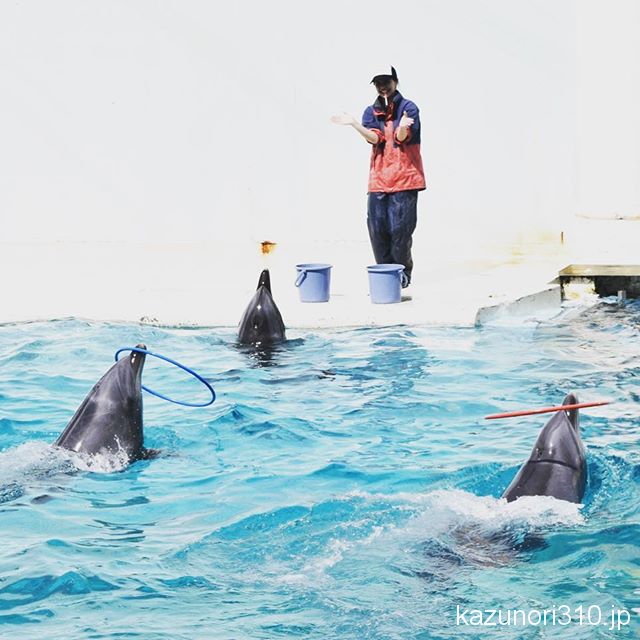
295, 263, 332, 302
367, 264, 405, 304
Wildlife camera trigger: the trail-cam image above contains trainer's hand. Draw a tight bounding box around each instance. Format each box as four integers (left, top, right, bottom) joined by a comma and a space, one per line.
330, 112, 357, 126
399, 111, 414, 128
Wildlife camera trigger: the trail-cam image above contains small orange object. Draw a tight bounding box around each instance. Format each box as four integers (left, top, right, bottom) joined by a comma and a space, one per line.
261, 241, 277, 255
484, 400, 610, 420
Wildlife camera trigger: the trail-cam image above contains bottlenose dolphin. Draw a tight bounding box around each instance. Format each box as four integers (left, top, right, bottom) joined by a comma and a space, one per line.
237, 269, 286, 345
503, 393, 587, 503
55, 345, 150, 461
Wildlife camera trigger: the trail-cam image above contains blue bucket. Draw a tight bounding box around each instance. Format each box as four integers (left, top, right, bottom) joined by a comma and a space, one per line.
367, 264, 405, 304
295, 263, 332, 302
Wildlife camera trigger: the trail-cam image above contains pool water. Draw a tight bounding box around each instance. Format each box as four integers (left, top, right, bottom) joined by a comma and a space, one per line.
0, 304, 639, 639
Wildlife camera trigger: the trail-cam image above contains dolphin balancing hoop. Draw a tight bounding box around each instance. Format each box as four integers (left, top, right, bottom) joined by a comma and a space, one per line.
484, 400, 610, 420
114, 347, 216, 407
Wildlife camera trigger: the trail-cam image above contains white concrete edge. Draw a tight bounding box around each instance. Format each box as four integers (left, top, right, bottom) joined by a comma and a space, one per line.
474, 286, 563, 327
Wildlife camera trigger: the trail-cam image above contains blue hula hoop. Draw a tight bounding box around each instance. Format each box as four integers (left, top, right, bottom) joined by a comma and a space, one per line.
114, 347, 216, 407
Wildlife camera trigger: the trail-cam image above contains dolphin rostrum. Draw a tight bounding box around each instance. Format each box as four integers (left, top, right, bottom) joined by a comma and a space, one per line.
237, 269, 286, 345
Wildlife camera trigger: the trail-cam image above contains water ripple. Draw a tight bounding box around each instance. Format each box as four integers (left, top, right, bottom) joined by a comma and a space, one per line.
0, 313, 638, 638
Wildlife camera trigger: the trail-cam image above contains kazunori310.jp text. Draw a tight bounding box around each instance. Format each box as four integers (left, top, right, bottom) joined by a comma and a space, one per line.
455, 604, 631, 631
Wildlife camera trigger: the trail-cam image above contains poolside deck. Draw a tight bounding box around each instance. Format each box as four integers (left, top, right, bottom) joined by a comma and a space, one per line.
558, 264, 640, 298
2, 217, 638, 328
0, 240, 567, 328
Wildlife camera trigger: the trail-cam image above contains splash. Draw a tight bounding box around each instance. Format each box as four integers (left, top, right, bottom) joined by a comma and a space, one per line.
331, 489, 585, 569
65, 445, 131, 473
345, 489, 584, 533
0, 441, 77, 482
0, 440, 134, 503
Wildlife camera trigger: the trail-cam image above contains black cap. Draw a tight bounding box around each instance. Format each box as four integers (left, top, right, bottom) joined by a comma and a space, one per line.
371, 66, 398, 84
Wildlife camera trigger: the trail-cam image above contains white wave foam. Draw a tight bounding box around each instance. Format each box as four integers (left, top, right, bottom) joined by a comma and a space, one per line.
65, 445, 131, 473
275, 539, 349, 587
0, 441, 76, 480
275, 525, 388, 587
339, 488, 584, 544
0, 440, 133, 501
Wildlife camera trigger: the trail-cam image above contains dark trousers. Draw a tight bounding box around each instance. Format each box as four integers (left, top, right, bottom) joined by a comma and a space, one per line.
367, 190, 418, 284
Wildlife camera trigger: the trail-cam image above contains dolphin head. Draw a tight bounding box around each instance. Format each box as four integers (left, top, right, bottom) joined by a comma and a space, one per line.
237, 269, 286, 346
527, 393, 583, 468
503, 393, 587, 503
55, 344, 147, 461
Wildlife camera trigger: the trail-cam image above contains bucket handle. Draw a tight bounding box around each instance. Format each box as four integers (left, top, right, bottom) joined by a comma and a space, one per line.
295, 269, 307, 287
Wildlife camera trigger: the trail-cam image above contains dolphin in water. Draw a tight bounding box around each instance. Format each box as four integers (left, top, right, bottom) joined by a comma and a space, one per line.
238, 269, 286, 346
55, 344, 151, 462
503, 393, 587, 503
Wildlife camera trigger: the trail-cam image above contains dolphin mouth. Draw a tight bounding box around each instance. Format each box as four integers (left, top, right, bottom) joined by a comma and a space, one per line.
528, 458, 580, 471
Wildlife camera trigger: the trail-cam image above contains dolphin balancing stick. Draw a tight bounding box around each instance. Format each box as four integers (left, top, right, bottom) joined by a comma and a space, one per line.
484, 400, 610, 420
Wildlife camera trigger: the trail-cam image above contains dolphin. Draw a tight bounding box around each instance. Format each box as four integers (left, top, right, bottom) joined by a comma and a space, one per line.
54, 344, 150, 462
503, 393, 587, 503
237, 269, 286, 345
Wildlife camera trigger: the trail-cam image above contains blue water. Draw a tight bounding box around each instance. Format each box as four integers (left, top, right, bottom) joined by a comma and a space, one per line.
0, 304, 639, 639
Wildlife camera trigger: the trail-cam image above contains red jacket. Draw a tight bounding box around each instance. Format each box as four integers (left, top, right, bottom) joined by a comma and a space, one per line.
362, 92, 426, 193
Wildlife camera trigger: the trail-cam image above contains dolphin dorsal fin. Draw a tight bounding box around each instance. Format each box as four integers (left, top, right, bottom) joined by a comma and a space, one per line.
257, 270, 272, 293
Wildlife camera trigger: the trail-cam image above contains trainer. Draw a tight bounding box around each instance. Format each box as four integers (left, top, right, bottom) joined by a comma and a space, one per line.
331, 66, 426, 287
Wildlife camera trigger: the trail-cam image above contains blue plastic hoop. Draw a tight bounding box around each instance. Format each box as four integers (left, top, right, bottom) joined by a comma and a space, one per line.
114, 347, 216, 407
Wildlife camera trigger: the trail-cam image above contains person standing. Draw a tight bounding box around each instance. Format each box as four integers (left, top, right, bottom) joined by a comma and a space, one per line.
332, 66, 426, 287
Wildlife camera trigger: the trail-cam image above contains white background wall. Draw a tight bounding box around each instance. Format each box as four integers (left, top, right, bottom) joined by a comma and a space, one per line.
0, 0, 638, 318
576, 1, 640, 220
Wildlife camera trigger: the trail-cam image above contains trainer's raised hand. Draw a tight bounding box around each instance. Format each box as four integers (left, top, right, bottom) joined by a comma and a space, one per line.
399, 111, 414, 128
331, 112, 380, 144
330, 112, 357, 126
